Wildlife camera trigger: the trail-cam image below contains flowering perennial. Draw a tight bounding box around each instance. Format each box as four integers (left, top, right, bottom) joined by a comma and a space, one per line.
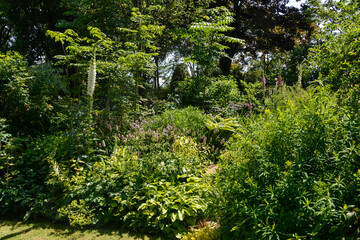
277, 74, 283, 89
262, 75, 266, 98
87, 56, 96, 96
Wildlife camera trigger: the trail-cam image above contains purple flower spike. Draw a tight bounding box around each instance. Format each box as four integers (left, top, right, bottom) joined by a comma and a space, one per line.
277, 75, 283, 89
248, 101, 253, 110
262, 75, 266, 98
248, 101, 253, 115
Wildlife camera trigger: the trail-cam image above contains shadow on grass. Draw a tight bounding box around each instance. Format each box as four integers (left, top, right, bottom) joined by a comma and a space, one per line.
0, 227, 34, 240
0, 219, 162, 240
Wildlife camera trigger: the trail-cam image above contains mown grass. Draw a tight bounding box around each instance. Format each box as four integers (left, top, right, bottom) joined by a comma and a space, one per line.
0, 220, 162, 240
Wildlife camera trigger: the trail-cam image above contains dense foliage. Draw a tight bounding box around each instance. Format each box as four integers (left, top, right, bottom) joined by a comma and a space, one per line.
1, 0, 360, 239
305, 0, 360, 90
217, 85, 360, 239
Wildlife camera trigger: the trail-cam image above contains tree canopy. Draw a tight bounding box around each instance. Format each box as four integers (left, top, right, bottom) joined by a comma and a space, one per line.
212, 0, 315, 74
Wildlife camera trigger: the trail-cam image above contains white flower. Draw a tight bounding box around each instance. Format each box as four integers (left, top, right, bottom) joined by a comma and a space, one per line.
87, 56, 96, 96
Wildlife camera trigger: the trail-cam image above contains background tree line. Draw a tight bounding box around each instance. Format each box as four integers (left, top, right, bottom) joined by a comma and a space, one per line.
0, 0, 314, 135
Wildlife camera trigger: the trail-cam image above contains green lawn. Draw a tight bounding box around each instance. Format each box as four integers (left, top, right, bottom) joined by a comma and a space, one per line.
0, 220, 162, 240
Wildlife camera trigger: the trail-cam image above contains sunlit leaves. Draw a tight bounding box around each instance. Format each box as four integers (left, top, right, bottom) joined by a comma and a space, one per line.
305, 0, 360, 89
183, 6, 243, 73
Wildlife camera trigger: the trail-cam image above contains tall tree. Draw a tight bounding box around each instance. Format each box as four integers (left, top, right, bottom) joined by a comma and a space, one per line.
0, 11, 12, 52
0, 0, 68, 64
60, 0, 213, 90
58, 0, 133, 37
305, 0, 360, 90
212, 0, 315, 75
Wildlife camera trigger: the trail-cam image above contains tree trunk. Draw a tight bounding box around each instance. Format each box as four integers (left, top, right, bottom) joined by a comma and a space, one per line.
219, 47, 237, 75
219, 56, 232, 75
154, 56, 159, 90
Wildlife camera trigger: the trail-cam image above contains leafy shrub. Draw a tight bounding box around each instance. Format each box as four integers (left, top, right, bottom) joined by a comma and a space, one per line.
304, 0, 360, 90
0, 118, 13, 187
170, 63, 191, 93
75, 107, 209, 161
0, 132, 93, 221
239, 80, 264, 114
54, 108, 217, 238
119, 176, 209, 237
28, 63, 67, 132
0, 51, 30, 135
0, 52, 66, 136
206, 75, 241, 112
177, 76, 241, 113
216, 86, 360, 239
205, 115, 240, 161
0, 135, 53, 220
143, 106, 208, 139
58, 200, 95, 227
58, 145, 211, 238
